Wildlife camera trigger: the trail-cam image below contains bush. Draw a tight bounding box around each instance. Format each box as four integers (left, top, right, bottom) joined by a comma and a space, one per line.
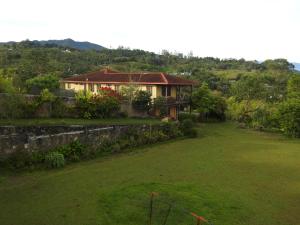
75, 90, 121, 119
55, 140, 86, 161
178, 113, 198, 122
0, 93, 27, 119
132, 90, 152, 111
45, 152, 65, 168
278, 99, 300, 137
26, 74, 60, 94
179, 119, 198, 138
5, 151, 45, 169
161, 122, 182, 138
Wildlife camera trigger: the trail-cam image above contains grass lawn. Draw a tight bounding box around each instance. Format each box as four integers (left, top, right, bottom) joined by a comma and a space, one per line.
0, 123, 300, 225
0, 117, 161, 126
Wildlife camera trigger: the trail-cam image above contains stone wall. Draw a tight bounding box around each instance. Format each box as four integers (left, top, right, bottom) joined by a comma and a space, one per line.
0, 124, 154, 158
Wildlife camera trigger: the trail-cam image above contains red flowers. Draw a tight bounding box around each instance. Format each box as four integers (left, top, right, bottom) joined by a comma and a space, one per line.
98, 87, 122, 100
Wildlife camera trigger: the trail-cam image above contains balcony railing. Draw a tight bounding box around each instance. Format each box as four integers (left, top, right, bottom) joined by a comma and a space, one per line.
154, 96, 191, 105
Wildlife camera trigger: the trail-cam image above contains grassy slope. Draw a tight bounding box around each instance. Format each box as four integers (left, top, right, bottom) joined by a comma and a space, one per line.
0, 118, 161, 126
0, 123, 299, 225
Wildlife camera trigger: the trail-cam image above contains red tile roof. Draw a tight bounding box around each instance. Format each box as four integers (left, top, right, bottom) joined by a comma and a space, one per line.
63, 69, 196, 86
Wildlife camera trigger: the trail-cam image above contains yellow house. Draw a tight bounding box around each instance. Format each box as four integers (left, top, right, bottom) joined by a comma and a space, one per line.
61, 68, 195, 119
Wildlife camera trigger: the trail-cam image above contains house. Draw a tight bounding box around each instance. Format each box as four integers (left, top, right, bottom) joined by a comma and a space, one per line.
61, 68, 196, 119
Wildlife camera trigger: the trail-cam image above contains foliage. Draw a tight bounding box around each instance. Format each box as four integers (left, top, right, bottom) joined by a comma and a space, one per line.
230, 76, 267, 101
287, 75, 300, 99
192, 84, 227, 121
0, 76, 15, 93
75, 90, 120, 119
179, 119, 198, 138
45, 151, 65, 168
98, 87, 122, 99
178, 113, 198, 122
153, 96, 168, 117
278, 99, 300, 137
0, 93, 26, 119
25, 74, 60, 93
120, 84, 138, 102
55, 140, 86, 161
39, 88, 56, 103
132, 90, 152, 111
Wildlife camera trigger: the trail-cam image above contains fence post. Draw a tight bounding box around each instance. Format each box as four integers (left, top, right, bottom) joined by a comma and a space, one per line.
162, 204, 172, 225
148, 192, 158, 225
191, 212, 207, 225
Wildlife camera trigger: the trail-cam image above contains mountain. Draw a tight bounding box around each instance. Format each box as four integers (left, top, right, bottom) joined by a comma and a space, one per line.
0, 38, 106, 51
35, 38, 106, 51
293, 63, 300, 71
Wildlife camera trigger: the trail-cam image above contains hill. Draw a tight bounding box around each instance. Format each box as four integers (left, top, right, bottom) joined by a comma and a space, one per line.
0, 38, 106, 51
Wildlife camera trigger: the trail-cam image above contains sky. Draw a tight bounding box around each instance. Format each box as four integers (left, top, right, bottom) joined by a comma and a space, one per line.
0, 0, 299, 62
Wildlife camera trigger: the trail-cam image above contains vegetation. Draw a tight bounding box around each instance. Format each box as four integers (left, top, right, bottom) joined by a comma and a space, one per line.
0, 123, 299, 225
132, 90, 152, 111
1, 122, 185, 170
0, 41, 299, 136
44, 152, 65, 168
74, 90, 121, 119
0, 118, 161, 126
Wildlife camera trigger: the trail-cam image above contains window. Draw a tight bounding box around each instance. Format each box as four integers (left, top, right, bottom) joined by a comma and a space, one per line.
67, 83, 71, 89
89, 84, 94, 92
161, 86, 171, 97
146, 86, 152, 94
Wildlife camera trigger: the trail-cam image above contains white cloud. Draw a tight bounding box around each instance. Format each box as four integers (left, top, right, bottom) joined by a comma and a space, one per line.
0, 0, 299, 61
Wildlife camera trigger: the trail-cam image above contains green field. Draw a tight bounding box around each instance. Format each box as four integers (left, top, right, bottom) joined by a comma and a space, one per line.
0, 123, 299, 225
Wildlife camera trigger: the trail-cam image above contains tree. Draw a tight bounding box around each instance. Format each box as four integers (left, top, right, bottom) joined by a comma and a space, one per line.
278, 98, 300, 137
132, 90, 152, 111
287, 75, 300, 99
192, 83, 227, 121
230, 76, 267, 101
26, 74, 60, 93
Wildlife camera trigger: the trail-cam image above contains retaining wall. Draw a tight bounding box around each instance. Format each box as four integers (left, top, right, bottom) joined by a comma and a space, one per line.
0, 124, 154, 158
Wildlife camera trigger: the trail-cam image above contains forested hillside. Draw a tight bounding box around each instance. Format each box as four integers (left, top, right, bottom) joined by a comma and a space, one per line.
0, 40, 299, 137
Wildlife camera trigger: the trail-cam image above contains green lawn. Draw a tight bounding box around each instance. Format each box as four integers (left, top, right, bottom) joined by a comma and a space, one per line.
0, 118, 161, 126
0, 123, 300, 225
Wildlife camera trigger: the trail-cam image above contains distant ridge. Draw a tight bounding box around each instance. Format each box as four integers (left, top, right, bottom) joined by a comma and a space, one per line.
34, 38, 105, 51
293, 63, 300, 71
0, 38, 106, 51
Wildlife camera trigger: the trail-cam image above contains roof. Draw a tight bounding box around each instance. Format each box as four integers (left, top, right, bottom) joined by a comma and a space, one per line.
63, 68, 196, 86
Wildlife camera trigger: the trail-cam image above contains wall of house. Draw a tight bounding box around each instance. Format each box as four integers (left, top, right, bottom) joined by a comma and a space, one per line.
63, 82, 160, 99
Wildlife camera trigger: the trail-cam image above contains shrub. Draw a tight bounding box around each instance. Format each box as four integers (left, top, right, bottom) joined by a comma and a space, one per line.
6, 151, 33, 169
278, 99, 300, 137
45, 152, 65, 168
6, 151, 45, 169
75, 90, 120, 119
26, 74, 60, 93
132, 90, 152, 111
0, 93, 26, 119
179, 119, 198, 138
111, 143, 121, 153
56, 140, 86, 161
161, 122, 182, 138
178, 113, 198, 122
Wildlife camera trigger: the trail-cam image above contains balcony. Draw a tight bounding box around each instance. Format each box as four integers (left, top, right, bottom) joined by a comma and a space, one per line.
154, 96, 191, 106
